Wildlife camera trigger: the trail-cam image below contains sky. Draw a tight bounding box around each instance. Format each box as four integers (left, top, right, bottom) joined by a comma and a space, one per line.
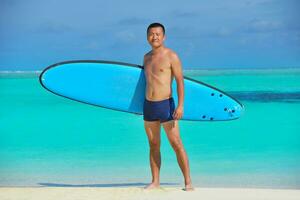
0, 0, 299, 70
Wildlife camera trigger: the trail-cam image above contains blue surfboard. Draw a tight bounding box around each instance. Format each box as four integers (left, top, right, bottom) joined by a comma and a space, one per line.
39, 60, 244, 121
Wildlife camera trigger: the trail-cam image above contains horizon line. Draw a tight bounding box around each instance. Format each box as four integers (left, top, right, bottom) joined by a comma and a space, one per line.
1, 66, 300, 73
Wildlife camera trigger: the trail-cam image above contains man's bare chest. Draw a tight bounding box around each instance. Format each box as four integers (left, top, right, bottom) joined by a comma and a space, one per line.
145, 57, 171, 75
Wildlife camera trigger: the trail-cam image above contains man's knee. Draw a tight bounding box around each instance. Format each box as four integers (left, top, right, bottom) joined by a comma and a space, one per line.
149, 140, 160, 151
170, 138, 183, 152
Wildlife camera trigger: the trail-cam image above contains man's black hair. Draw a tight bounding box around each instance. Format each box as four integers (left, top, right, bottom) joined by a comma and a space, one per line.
147, 22, 165, 35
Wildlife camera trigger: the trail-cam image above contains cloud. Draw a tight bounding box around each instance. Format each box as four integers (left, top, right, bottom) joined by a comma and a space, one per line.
216, 27, 233, 37
167, 25, 235, 40
241, 18, 300, 35
117, 17, 149, 26
245, 19, 283, 33
83, 41, 102, 50
115, 30, 137, 43
35, 21, 74, 34
170, 10, 199, 18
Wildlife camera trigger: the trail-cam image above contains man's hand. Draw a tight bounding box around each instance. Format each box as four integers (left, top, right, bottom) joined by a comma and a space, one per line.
173, 105, 184, 120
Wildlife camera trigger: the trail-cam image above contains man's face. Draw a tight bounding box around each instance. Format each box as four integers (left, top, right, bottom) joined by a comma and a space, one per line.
147, 27, 165, 48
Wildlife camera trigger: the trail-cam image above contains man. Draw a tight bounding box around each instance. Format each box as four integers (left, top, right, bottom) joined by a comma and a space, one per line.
143, 22, 193, 191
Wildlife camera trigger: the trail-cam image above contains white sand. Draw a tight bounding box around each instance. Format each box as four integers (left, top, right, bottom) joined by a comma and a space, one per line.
0, 187, 299, 200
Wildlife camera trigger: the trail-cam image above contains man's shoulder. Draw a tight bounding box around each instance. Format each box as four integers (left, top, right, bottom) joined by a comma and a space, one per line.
144, 51, 152, 58
165, 48, 180, 61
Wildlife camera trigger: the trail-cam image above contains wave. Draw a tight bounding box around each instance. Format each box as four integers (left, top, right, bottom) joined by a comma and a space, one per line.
228, 91, 300, 103
0, 70, 42, 74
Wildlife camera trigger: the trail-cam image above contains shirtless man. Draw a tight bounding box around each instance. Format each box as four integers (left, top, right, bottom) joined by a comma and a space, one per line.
143, 22, 193, 191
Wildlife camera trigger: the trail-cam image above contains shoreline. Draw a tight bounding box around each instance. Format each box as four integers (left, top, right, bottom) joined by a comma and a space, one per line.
0, 187, 299, 200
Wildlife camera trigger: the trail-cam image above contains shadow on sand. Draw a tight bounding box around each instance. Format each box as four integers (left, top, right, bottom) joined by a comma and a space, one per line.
38, 182, 179, 188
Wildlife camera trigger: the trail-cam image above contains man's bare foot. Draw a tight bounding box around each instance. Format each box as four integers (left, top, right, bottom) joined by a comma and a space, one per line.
144, 182, 160, 190
183, 183, 194, 191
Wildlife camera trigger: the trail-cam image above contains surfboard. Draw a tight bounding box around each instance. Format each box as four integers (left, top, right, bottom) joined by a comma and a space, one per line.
39, 60, 244, 121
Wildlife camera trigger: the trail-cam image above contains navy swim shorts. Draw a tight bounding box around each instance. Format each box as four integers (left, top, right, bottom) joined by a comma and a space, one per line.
143, 97, 175, 123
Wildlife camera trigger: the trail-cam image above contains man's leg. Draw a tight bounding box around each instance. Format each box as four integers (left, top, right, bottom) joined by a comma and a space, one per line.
144, 120, 161, 189
162, 120, 194, 191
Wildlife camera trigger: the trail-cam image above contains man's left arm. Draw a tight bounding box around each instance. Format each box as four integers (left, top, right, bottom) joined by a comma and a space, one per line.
170, 52, 184, 120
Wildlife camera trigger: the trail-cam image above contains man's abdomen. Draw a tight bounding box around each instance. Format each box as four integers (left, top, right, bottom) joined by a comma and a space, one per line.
145, 83, 172, 101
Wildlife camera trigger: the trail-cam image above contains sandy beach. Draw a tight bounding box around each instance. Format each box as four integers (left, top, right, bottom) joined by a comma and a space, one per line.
1, 187, 299, 200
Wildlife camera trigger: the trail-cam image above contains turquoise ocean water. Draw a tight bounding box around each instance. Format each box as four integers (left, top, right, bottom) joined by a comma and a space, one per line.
0, 69, 300, 189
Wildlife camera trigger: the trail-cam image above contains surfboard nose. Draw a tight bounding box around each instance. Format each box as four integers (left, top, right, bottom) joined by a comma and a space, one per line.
225, 103, 244, 120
